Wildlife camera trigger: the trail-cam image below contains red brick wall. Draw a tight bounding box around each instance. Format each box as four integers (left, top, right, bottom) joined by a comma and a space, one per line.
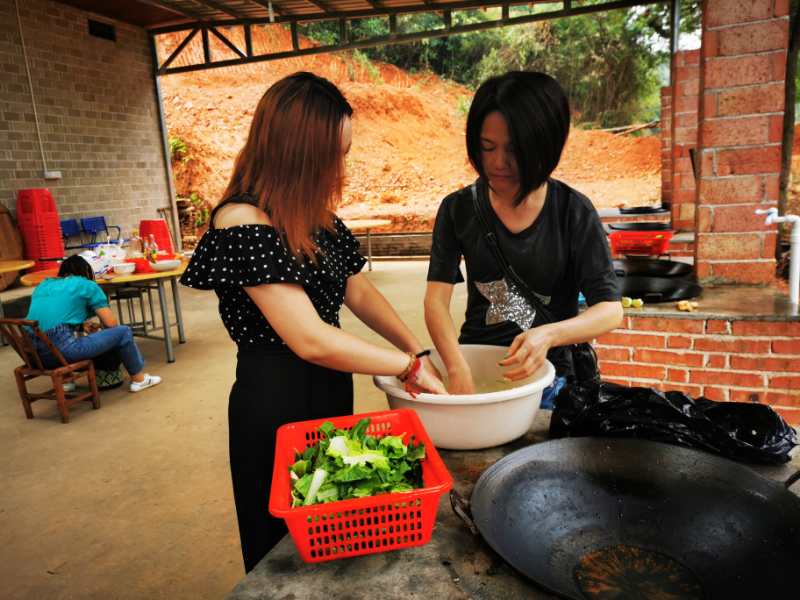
670, 50, 701, 231
695, 0, 789, 284
596, 314, 800, 425
661, 87, 673, 205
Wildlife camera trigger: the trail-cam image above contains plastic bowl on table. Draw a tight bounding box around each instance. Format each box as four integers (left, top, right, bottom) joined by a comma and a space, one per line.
373, 344, 555, 450
151, 259, 181, 272
111, 262, 136, 275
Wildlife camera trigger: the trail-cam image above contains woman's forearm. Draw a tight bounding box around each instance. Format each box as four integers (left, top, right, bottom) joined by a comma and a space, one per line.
245, 281, 411, 377
95, 307, 118, 328
297, 322, 412, 376
544, 301, 623, 347
344, 275, 423, 354
424, 295, 468, 375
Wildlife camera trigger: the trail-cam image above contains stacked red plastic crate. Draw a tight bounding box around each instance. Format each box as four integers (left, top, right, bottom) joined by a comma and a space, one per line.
16, 189, 64, 270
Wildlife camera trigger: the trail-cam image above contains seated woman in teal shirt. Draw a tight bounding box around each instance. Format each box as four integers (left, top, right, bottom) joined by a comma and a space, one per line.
26, 255, 162, 393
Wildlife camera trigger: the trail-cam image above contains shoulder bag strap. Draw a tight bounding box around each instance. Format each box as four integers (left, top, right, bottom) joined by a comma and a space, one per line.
470, 182, 556, 325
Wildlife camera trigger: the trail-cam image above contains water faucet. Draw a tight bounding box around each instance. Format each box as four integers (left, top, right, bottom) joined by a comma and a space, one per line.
756, 208, 800, 307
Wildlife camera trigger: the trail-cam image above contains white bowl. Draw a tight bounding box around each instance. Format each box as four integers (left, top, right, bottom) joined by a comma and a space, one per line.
111, 262, 136, 275
373, 344, 555, 450
151, 259, 181, 272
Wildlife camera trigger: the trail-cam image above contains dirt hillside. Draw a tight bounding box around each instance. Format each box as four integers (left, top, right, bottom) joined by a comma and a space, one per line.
160, 24, 662, 233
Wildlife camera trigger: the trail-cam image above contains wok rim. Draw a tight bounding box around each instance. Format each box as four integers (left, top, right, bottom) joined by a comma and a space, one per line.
470, 437, 800, 599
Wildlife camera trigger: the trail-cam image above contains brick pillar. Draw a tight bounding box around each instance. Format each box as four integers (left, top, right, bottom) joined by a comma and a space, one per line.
671, 50, 701, 231
661, 86, 673, 205
695, 0, 790, 284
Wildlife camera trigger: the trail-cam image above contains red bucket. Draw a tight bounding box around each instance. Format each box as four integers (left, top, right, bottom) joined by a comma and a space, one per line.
139, 219, 174, 255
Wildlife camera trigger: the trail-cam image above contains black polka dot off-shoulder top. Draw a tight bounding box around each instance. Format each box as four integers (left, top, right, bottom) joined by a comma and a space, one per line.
180, 207, 367, 350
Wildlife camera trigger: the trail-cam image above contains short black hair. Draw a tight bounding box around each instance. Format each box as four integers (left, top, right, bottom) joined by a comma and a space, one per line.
466, 71, 570, 205
58, 255, 95, 280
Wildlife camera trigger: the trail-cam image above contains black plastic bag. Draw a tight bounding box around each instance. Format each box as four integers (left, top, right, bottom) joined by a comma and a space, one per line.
550, 381, 798, 464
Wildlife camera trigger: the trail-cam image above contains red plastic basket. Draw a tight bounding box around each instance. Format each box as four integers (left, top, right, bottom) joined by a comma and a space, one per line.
16, 188, 58, 223
609, 230, 673, 256
20, 217, 64, 260
269, 409, 453, 563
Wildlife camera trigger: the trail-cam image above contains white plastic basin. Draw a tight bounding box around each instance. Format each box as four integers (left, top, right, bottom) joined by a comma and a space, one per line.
373, 345, 555, 450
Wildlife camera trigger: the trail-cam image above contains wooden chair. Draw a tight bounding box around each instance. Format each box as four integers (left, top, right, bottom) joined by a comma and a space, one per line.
0, 319, 100, 423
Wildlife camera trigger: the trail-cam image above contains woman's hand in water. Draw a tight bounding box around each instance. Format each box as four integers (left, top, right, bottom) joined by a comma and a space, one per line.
420, 355, 443, 383
445, 364, 475, 395
499, 325, 557, 381
409, 360, 448, 395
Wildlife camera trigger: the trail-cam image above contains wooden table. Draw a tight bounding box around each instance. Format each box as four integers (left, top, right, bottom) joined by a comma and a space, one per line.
343, 219, 391, 271
21, 263, 188, 363
0, 260, 36, 344
0, 259, 34, 275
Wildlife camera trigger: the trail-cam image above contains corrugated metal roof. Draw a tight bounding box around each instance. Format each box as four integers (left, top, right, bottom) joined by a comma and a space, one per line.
56, 0, 543, 29
53, 0, 668, 75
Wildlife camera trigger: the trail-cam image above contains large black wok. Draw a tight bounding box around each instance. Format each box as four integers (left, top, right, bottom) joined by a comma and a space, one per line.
608, 222, 672, 231
613, 257, 693, 278
467, 438, 800, 600
619, 275, 701, 302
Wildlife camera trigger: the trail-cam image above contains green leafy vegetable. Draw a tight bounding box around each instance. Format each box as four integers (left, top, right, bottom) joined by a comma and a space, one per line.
289, 418, 426, 507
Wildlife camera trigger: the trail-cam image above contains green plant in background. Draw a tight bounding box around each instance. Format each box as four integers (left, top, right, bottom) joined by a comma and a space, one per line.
169, 136, 190, 162
186, 192, 209, 227
352, 49, 382, 83
474, 16, 662, 127
298, 3, 703, 128
190, 193, 209, 227
456, 95, 472, 117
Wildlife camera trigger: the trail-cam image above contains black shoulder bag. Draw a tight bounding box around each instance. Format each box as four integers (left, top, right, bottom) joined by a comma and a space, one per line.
469, 182, 600, 385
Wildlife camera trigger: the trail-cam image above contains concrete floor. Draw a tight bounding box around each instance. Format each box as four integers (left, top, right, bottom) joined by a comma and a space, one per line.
0, 261, 465, 600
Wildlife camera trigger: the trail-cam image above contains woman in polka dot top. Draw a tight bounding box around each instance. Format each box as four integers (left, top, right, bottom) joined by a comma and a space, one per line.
181, 72, 445, 572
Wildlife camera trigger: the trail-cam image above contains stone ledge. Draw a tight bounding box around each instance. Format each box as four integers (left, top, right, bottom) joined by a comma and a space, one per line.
621, 285, 797, 322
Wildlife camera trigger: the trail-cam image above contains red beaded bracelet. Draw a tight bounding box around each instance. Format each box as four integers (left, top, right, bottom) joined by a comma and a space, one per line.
402, 357, 422, 397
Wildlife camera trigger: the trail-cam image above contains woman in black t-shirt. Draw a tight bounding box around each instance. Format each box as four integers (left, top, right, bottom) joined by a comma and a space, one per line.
182, 72, 445, 573
425, 71, 623, 394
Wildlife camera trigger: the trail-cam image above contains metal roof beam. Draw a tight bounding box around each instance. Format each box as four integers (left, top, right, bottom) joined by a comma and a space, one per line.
248, 0, 285, 17
158, 27, 200, 71
137, 0, 206, 20
305, 0, 333, 14
156, 0, 668, 74
245, 23, 254, 55
150, 0, 668, 33
209, 26, 247, 58
190, 0, 248, 19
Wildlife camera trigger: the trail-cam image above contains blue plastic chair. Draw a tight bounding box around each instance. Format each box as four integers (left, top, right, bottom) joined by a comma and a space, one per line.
60, 219, 85, 249
80, 216, 121, 246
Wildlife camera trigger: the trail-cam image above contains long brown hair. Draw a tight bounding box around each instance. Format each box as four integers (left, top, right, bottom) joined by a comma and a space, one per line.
216, 72, 353, 260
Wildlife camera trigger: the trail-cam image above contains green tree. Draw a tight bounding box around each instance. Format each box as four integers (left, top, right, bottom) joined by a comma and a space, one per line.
299, 4, 703, 126
474, 13, 662, 126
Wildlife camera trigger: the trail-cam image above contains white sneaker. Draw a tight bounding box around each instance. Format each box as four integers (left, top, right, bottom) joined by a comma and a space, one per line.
130, 374, 162, 393
62, 382, 76, 392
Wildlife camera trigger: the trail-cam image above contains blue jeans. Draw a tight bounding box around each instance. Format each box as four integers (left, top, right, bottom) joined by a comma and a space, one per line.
34, 324, 144, 376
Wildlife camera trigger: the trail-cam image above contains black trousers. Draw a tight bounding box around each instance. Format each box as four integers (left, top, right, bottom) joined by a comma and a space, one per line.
228, 349, 353, 573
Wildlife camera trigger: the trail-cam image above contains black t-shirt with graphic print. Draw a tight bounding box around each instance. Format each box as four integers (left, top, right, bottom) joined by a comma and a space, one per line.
427, 178, 620, 348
